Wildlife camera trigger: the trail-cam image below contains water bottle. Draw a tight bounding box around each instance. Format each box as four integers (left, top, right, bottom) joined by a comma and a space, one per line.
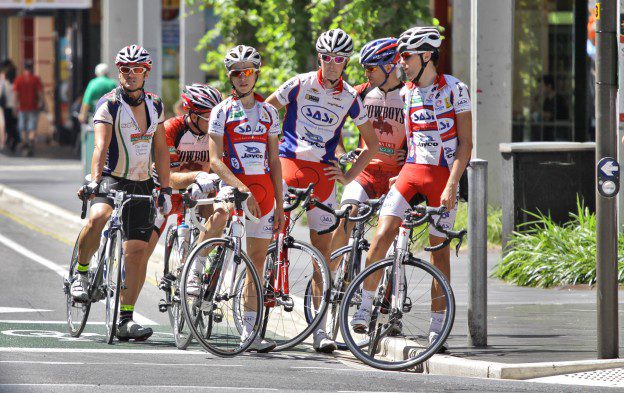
177, 223, 190, 256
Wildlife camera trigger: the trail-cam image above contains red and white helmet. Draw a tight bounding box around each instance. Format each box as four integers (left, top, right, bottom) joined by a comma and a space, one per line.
115, 45, 153, 69
397, 27, 442, 53
181, 84, 223, 113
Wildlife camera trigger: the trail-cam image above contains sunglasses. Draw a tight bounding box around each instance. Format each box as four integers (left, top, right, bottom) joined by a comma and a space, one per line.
196, 113, 211, 122
363, 65, 379, 72
118, 66, 147, 75
229, 68, 257, 78
320, 54, 347, 64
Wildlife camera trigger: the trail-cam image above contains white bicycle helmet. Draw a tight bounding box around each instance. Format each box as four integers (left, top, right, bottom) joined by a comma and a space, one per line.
397, 27, 442, 53
224, 45, 261, 70
181, 84, 222, 113
115, 45, 153, 69
316, 28, 353, 56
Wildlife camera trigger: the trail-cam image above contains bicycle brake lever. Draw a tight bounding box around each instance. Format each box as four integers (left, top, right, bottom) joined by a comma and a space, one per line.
455, 235, 464, 257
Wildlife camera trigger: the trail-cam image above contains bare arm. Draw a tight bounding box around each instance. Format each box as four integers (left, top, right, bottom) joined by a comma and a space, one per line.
169, 163, 210, 190
268, 133, 285, 233
265, 93, 284, 111
208, 133, 248, 192
91, 122, 112, 183
440, 111, 472, 210
152, 123, 171, 189
344, 120, 378, 183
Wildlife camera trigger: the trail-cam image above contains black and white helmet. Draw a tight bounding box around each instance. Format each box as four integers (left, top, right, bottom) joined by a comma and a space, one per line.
115, 45, 153, 69
224, 45, 261, 70
316, 28, 353, 56
181, 84, 222, 113
397, 27, 442, 53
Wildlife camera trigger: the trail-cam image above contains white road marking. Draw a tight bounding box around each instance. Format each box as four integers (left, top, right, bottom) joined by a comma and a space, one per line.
0, 360, 243, 367
0, 233, 158, 326
0, 320, 106, 324
0, 347, 209, 355
0, 360, 83, 365
0, 385, 277, 391
0, 164, 82, 172
0, 307, 52, 314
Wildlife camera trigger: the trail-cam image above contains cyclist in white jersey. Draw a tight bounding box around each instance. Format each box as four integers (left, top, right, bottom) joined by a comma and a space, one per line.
331, 37, 406, 257
72, 45, 172, 341
266, 28, 378, 353
351, 27, 473, 353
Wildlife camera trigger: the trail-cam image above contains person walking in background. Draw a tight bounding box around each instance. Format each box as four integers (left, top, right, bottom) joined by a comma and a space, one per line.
13, 60, 44, 157
0, 62, 17, 152
78, 63, 117, 124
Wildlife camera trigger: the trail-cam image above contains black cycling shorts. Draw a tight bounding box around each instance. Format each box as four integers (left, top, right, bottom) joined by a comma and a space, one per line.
92, 175, 156, 242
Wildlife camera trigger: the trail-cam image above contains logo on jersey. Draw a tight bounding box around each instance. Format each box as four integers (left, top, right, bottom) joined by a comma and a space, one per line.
241, 145, 263, 159
373, 118, 394, 137
320, 215, 334, 224
130, 133, 152, 144
231, 110, 245, 119
410, 109, 435, 123
121, 122, 134, 129
301, 105, 339, 127
438, 118, 455, 132
230, 157, 241, 170
444, 147, 455, 159
305, 94, 320, 103
300, 130, 325, 148
415, 133, 439, 148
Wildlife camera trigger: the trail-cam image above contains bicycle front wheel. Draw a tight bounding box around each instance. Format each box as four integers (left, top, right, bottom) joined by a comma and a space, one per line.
163, 229, 193, 350
180, 238, 263, 357
262, 239, 330, 351
339, 257, 455, 371
105, 230, 123, 344
65, 228, 91, 337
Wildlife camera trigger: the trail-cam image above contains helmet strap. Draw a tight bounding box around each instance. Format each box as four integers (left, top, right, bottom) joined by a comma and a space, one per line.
230, 78, 256, 100
378, 64, 397, 89
411, 54, 428, 85
119, 85, 145, 107
185, 113, 205, 136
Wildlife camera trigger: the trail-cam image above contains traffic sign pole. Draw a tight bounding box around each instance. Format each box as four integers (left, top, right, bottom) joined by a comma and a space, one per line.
595, 0, 619, 359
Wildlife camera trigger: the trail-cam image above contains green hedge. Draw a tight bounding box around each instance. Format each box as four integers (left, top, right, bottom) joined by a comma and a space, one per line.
494, 200, 624, 288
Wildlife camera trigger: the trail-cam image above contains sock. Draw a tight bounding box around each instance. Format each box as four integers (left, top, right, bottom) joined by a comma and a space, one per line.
76, 263, 89, 275
242, 311, 256, 340
429, 312, 445, 334
119, 304, 134, 324
359, 289, 375, 311
191, 256, 207, 277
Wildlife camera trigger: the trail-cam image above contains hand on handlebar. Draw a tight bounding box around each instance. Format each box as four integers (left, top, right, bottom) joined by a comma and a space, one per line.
77, 181, 99, 201
324, 160, 349, 185
158, 187, 173, 215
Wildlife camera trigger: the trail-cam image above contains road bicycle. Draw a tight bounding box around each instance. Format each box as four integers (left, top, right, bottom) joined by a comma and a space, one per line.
65, 188, 154, 344
179, 187, 264, 357
339, 205, 466, 370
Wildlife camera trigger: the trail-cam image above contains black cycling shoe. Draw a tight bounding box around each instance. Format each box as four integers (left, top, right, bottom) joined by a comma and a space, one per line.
116, 319, 153, 342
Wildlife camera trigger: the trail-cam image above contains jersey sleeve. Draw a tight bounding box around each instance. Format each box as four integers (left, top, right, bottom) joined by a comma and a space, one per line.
274, 76, 300, 106
451, 81, 471, 114
208, 103, 226, 136
164, 119, 181, 168
266, 104, 281, 135
93, 97, 113, 124
348, 95, 369, 126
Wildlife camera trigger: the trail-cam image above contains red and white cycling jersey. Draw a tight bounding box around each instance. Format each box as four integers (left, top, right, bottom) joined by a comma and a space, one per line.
275, 70, 369, 164
208, 94, 280, 175
402, 74, 471, 168
355, 82, 406, 173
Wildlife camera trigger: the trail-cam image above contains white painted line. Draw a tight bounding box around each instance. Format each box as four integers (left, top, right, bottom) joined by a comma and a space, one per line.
290, 366, 353, 371
0, 360, 83, 365
0, 320, 106, 324
0, 233, 158, 326
0, 184, 84, 225
0, 360, 242, 367
0, 307, 52, 314
0, 347, 209, 355
0, 164, 82, 172
0, 385, 277, 391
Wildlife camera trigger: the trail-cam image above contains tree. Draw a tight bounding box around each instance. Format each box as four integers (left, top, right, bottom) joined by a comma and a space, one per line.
190, 0, 433, 96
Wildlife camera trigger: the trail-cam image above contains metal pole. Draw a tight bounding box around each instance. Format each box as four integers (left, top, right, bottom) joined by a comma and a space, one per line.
595, 0, 619, 359
468, 159, 488, 347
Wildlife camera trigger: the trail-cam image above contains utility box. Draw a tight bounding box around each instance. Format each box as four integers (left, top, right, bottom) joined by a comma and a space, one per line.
500, 142, 596, 250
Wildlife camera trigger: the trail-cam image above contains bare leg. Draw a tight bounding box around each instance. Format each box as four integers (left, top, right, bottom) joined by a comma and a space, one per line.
429, 234, 450, 313
362, 216, 402, 292
77, 203, 113, 265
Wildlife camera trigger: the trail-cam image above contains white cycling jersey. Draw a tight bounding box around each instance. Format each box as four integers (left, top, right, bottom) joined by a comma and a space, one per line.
93, 89, 165, 181
275, 70, 369, 164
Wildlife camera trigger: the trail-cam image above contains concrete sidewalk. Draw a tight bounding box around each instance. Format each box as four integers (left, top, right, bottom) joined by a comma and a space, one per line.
1, 151, 623, 381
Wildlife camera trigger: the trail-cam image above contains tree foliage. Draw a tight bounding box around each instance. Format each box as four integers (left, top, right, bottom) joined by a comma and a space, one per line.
189, 0, 432, 97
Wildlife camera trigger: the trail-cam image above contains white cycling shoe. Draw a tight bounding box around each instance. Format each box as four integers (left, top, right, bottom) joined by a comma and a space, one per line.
70, 272, 89, 301
350, 308, 371, 334
313, 329, 337, 353
246, 335, 276, 353
429, 331, 448, 353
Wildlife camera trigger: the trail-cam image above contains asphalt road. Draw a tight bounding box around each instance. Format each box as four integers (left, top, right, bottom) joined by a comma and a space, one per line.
0, 212, 617, 393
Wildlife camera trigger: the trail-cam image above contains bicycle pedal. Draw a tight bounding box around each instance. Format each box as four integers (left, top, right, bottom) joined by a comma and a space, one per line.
402, 297, 412, 313
158, 299, 169, 313
213, 309, 223, 323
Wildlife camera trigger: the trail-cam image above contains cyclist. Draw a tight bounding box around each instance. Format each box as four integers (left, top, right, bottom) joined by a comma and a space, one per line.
144, 83, 229, 296
208, 45, 285, 352
71, 45, 172, 341
266, 28, 379, 353
330, 37, 406, 255
350, 27, 472, 352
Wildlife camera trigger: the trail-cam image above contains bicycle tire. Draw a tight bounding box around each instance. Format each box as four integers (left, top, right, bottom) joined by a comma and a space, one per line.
65, 229, 91, 337
339, 257, 455, 371
105, 230, 123, 344
262, 239, 330, 351
163, 229, 194, 350
180, 238, 263, 357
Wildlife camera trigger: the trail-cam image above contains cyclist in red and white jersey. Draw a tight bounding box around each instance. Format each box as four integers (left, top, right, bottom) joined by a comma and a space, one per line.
351, 27, 473, 352
209, 45, 284, 352
331, 37, 406, 254
143, 84, 229, 295
266, 28, 378, 353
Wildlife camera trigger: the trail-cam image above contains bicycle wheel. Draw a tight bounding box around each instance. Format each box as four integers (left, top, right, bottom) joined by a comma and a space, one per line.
180, 238, 263, 357
262, 239, 330, 351
65, 229, 91, 337
163, 229, 193, 350
339, 257, 455, 371
105, 230, 123, 344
